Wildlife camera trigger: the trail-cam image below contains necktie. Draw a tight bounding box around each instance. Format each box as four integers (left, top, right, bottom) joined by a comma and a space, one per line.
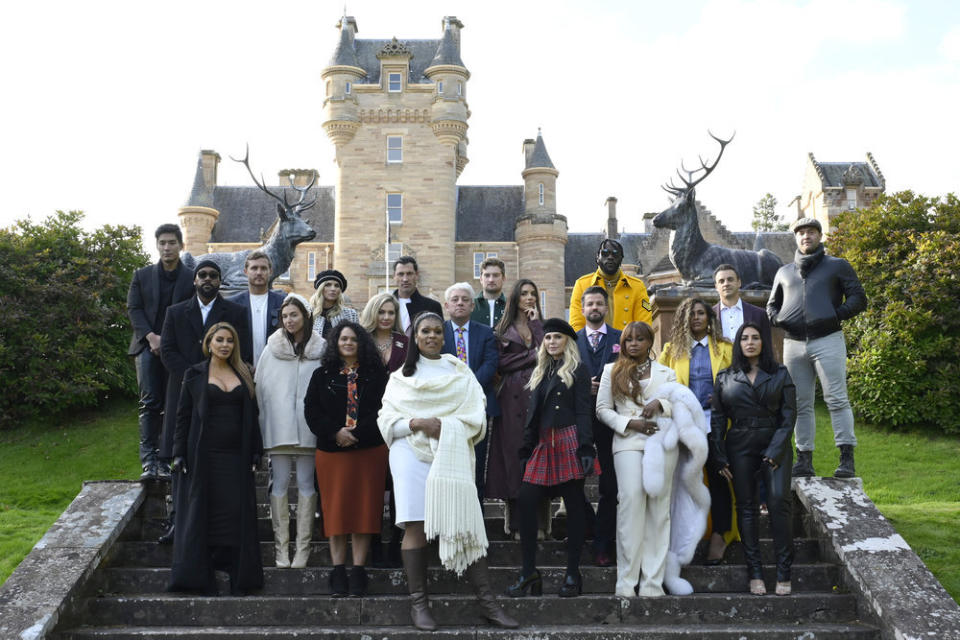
456, 327, 467, 363
589, 331, 601, 351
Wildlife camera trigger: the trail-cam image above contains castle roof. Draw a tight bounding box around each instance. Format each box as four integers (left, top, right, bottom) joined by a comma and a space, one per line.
206, 186, 335, 244
351, 39, 442, 84
428, 16, 465, 68
185, 155, 215, 209
809, 153, 885, 190
329, 16, 362, 69
526, 132, 555, 170
455, 186, 524, 242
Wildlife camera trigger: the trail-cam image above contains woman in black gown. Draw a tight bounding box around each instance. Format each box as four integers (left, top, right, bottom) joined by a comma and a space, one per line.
169, 322, 264, 595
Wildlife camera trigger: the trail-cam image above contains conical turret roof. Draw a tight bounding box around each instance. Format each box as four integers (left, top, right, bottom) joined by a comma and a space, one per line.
184, 153, 214, 208
428, 16, 465, 68
526, 131, 555, 170
329, 15, 362, 68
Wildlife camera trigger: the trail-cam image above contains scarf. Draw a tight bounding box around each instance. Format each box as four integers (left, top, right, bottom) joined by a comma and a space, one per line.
795, 244, 825, 279
377, 354, 489, 573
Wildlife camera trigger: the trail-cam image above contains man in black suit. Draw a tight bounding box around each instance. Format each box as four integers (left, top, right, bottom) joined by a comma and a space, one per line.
713, 263, 772, 344
127, 224, 195, 481
392, 256, 442, 332
575, 286, 621, 566
228, 250, 285, 368
441, 282, 500, 498
157, 259, 251, 543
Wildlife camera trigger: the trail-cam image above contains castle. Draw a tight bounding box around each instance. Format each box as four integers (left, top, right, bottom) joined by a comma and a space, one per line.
177, 16, 885, 315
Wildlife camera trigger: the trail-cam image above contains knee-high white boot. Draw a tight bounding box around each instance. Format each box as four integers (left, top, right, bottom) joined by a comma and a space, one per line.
270, 494, 291, 568
291, 492, 316, 569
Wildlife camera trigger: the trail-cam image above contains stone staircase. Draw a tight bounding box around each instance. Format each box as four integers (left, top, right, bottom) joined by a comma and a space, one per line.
51, 471, 881, 639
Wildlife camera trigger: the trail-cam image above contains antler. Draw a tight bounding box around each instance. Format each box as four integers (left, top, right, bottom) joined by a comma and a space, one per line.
289, 169, 318, 213
661, 130, 736, 194
230, 144, 292, 210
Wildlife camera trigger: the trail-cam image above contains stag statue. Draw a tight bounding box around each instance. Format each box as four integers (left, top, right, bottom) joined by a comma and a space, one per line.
653, 133, 782, 288
182, 146, 318, 292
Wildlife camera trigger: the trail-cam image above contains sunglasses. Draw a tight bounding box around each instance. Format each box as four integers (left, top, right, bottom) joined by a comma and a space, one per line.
599, 250, 620, 257
196, 270, 220, 280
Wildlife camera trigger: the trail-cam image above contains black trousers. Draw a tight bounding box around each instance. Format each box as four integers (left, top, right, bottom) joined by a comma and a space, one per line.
518, 479, 586, 577
135, 349, 167, 465
591, 416, 617, 554
707, 447, 734, 535
727, 429, 794, 581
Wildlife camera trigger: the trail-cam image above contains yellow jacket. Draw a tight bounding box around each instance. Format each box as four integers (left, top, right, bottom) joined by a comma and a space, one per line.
569, 269, 651, 332
658, 337, 732, 386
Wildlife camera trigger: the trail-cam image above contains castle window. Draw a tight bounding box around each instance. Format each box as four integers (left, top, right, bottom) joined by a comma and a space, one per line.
388, 72, 402, 92
345, 81, 352, 95
846, 188, 857, 210
387, 136, 403, 163
307, 252, 316, 282
538, 183, 544, 206
457, 82, 463, 96
540, 291, 547, 313
387, 193, 403, 224
388, 242, 402, 262
473, 251, 498, 279
437, 81, 443, 94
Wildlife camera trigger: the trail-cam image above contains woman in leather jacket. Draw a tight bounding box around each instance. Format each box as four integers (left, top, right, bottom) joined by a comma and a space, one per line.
710, 322, 797, 596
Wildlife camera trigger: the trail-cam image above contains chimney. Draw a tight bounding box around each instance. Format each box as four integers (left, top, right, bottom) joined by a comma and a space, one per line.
522, 139, 536, 167
200, 150, 220, 187
605, 196, 618, 239
441, 16, 463, 48
278, 169, 318, 188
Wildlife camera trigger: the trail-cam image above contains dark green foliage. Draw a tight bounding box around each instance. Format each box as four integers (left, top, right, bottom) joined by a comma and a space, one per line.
830, 192, 960, 434
0, 211, 149, 429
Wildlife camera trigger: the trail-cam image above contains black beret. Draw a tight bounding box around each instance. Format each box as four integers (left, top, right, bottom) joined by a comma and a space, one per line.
542, 317, 578, 341
314, 269, 347, 292
194, 259, 221, 277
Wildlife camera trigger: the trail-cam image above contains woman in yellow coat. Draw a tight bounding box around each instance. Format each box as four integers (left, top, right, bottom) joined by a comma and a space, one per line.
659, 297, 735, 564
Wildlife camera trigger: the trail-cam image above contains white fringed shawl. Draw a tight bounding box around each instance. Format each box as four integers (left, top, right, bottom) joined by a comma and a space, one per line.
377, 354, 489, 574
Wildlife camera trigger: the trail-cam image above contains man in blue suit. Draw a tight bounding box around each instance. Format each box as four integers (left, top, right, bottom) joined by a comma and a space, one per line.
441, 282, 500, 499
575, 286, 621, 566
228, 250, 286, 368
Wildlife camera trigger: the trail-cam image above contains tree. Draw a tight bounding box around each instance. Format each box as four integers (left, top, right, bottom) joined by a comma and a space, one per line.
829, 191, 960, 434
751, 193, 789, 232
0, 211, 149, 429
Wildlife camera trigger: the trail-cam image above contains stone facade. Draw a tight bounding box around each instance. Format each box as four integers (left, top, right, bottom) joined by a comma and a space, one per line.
799, 153, 885, 234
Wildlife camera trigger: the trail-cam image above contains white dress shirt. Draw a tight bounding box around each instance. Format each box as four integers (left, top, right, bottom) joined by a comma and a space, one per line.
198, 296, 215, 326
249, 292, 269, 364
718, 298, 744, 342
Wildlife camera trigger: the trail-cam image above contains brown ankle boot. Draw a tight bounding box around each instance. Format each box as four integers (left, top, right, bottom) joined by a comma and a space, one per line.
401, 547, 437, 631
465, 557, 520, 628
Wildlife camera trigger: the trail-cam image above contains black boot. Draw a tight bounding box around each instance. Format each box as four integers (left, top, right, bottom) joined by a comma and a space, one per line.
792, 449, 814, 477
834, 445, 856, 478
329, 564, 348, 597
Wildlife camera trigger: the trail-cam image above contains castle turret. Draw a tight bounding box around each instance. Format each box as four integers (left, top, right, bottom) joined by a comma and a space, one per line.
424, 17, 470, 176
178, 150, 221, 256
516, 132, 567, 318
321, 16, 366, 148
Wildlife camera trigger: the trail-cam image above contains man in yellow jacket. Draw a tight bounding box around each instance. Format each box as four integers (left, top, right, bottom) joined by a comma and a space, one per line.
569, 239, 651, 332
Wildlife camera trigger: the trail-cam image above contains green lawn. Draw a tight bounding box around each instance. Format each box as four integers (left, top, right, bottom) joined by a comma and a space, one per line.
1, 399, 958, 602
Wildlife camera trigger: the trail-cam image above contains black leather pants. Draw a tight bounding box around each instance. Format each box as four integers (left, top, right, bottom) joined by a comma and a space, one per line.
727, 428, 794, 581
519, 479, 586, 577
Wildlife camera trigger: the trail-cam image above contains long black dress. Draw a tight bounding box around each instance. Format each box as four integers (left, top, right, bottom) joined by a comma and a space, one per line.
169, 361, 263, 594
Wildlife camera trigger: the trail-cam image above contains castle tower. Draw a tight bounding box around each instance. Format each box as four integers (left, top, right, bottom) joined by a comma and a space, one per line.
178, 150, 221, 256
799, 152, 885, 234
324, 16, 468, 305
516, 132, 567, 318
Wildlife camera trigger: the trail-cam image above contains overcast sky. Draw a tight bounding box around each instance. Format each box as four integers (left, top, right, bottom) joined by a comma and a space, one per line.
2, 0, 958, 256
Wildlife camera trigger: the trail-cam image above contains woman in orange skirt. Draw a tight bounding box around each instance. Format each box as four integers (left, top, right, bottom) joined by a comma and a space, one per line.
305, 321, 389, 597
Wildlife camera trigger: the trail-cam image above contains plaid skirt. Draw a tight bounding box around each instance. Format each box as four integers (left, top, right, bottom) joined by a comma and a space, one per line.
522, 424, 584, 486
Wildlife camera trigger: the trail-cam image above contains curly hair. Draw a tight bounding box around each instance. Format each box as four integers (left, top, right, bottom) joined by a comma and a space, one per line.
320, 321, 383, 376
609, 322, 656, 401
664, 297, 727, 362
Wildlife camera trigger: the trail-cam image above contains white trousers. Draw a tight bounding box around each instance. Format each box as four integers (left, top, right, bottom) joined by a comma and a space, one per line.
269, 452, 316, 498
614, 447, 678, 597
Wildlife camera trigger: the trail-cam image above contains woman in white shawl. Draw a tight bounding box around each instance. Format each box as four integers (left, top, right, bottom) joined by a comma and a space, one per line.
377, 311, 518, 632
254, 293, 325, 569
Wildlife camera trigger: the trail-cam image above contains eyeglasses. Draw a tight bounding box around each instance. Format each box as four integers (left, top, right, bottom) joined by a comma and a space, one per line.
196, 270, 219, 280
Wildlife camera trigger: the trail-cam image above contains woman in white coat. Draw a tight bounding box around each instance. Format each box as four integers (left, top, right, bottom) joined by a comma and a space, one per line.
254, 293, 326, 568
596, 321, 678, 597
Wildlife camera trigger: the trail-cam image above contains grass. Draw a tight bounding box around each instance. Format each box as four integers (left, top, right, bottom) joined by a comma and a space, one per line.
0, 399, 958, 603
0, 396, 141, 583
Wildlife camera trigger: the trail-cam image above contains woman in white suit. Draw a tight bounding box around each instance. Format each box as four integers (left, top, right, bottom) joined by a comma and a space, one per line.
596, 322, 678, 597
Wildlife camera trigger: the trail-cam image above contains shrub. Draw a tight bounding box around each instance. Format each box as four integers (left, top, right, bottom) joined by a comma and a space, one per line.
830, 192, 960, 434
0, 211, 149, 429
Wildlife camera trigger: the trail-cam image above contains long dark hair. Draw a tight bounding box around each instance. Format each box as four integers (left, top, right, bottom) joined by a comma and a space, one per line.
402, 311, 444, 377
495, 278, 542, 338
321, 321, 383, 376
280, 295, 313, 357
731, 322, 778, 374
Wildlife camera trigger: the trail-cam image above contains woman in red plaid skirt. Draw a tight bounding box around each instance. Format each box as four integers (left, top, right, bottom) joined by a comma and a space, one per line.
506, 318, 595, 598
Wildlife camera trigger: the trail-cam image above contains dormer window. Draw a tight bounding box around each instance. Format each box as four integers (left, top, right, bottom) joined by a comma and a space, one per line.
846, 188, 857, 210
388, 72, 402, 92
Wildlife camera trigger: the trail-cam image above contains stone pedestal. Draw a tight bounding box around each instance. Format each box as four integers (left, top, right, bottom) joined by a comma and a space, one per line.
650, 286, 783, 362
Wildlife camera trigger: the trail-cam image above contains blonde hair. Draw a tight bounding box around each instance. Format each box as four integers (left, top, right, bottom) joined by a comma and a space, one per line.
527, 335, 581, 391
610, 322, 656, 401
202, 322, 255, 397
359, 292, 402, 334
310, 281, 343, 319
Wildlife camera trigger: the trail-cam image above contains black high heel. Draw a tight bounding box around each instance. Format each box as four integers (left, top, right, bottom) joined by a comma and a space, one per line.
558, 571, 582, 598
505, 569, 543, 597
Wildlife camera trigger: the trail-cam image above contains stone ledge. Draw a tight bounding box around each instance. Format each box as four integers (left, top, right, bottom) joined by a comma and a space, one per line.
794, 476, 960, 640
0, 481, 143, 640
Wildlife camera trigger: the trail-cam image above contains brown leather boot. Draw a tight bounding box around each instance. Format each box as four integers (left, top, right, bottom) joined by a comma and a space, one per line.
465, 557, 520, 628
401, 547, 437, 631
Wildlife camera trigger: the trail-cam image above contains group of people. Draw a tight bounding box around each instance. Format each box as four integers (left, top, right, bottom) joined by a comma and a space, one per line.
127, 215, 865, 625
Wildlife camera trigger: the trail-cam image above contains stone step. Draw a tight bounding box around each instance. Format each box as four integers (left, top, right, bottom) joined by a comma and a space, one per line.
90, 563, 840, 596
53, 622, 881, 640
109, 537, 823, 569
65, 592, 863, 627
